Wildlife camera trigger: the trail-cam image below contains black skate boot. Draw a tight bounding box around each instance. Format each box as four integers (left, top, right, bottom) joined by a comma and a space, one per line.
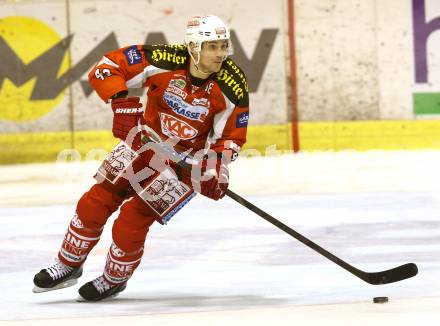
33, 259, 83, 293
78, 275, 127, 301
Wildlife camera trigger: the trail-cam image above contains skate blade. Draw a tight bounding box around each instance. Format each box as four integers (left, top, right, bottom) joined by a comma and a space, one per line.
32, 278, 79, 293
76, 291, 122, 302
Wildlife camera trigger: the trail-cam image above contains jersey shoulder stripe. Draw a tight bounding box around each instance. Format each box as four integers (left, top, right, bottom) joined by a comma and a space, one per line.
215, 58, 249, 107
142, 44, 188, 71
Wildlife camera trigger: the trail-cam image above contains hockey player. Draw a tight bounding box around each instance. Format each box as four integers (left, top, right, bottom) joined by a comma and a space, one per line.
32, 15, 249, 301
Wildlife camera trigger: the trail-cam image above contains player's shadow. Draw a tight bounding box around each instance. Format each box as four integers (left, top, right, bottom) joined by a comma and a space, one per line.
38, 294, 289, 308
114, 294, 288, 307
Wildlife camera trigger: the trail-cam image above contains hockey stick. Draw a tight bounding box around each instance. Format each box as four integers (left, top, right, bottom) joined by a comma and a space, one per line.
140, 134, 418, 285
224, 190, 418, 285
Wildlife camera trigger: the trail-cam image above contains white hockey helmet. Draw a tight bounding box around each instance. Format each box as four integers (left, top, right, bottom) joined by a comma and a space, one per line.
185, 15, 233, 63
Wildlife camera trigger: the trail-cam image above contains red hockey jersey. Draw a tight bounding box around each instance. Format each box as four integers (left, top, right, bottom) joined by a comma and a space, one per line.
88, 44, 249, 156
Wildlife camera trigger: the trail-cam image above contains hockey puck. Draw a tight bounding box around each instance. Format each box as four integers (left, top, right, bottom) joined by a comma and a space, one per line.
373, 296, 389, 303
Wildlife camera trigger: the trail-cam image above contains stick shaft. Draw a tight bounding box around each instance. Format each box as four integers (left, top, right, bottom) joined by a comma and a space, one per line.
224, 189, 362, 276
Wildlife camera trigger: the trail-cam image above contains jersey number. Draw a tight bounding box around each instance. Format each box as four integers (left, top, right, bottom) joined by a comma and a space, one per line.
95, 68, 111, 80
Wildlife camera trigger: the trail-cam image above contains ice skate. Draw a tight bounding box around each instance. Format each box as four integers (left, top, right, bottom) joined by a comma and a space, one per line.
33, 259, 83, 293
77, 275, 127, 301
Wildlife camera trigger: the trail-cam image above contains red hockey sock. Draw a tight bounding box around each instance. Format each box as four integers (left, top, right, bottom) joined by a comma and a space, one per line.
58, 184, 125, 267
103, 242, 143, 284
58, 214, 102, 266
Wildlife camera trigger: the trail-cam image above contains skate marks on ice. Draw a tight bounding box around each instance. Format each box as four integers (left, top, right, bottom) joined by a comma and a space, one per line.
0, 192, 439, 322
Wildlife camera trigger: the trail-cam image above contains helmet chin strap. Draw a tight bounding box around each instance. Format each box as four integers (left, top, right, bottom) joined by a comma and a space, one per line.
188, 49, 212, 77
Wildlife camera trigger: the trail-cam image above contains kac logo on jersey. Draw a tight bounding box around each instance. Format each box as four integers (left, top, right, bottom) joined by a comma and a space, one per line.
160, 113, 198, 140
236, 111, 249, 128
163, 92, 208, 122
124, 46, 142, 65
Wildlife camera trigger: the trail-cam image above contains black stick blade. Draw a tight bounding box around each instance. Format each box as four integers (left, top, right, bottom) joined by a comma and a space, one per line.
361, 263, 418, 285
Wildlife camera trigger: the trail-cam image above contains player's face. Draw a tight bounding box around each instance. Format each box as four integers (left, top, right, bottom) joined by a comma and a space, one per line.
198, 40, 229, 73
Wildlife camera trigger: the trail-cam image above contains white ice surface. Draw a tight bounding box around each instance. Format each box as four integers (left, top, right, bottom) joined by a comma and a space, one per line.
0, 151, 439, 325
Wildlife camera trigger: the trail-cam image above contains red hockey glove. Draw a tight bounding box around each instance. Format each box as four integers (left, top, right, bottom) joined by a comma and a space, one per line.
111, 97, 144, 141
193, 154, 229, 201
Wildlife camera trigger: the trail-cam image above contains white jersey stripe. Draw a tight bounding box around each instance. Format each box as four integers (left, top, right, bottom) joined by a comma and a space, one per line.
126, 65, 169, 88
96, 56, 120, 68
206, 93, 236, 148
